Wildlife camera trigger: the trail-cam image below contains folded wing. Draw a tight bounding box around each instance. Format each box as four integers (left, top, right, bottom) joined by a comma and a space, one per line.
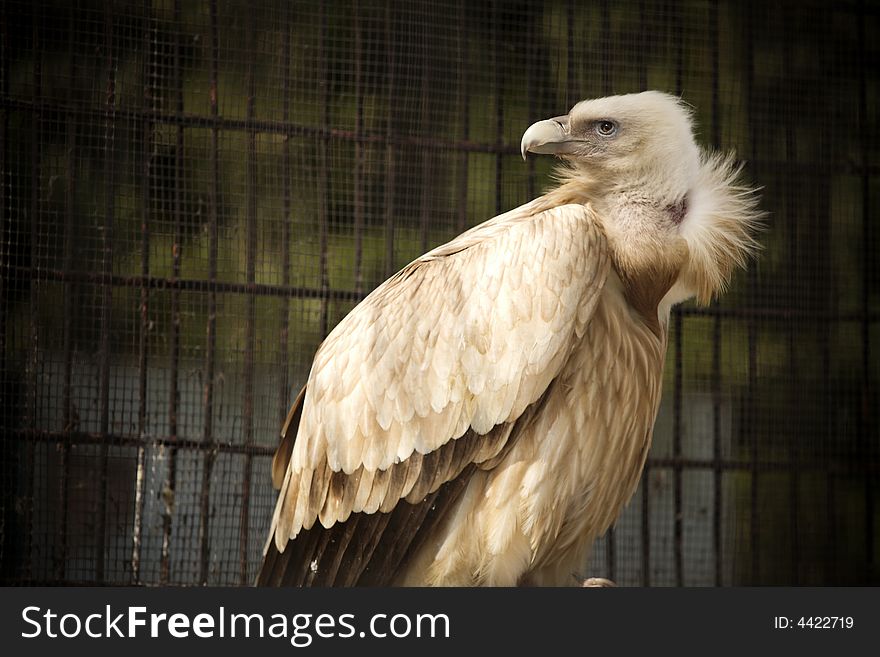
258, 202, 609, 586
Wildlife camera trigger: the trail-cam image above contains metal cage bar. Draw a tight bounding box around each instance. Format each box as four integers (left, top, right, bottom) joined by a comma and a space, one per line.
782, 3, 801, 585
159, 0, 185, 585
0, 0, 9, 582
56, 2, 78, 583
709, 0, 723, 588
95, 1, 117, 584
131, 0, 154, 585
239, 6, 259, 585
317, 4, 330, 341
744, 0, 760, 586
671, 0, 685, 589
197, 0, 221, 586
353, 2, 365, 298
857, 0, 876, 584
24, 5, 42, 582
455, 0, 469, 236
278, 2, 293, 443
383, 0, 398, 277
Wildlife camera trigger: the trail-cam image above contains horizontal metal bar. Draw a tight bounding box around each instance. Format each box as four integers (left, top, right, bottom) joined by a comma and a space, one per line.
10, 264, 880, 324
4, 579, 148, 587
2, 95, 880, 176
0, 96, 520, 156
646, 455, 879, 475
12, 428, 276, 457
9, 428, 878, 476
677, 305, 880, 322
8, 265, 366, 303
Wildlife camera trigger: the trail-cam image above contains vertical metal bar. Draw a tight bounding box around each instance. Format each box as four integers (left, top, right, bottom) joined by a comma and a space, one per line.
279, 1, 292, 424
822, 235, 835, 583
604, 526, 616, 584
317, 4, 330, 339
600, 0, 611, 95
56, 1, 78, 582
708, 4, 720, 151
353, 2, 364, 296
455, 0, 469, 235
0, 1, 8, 576
131, 0, 153, 585
709, 0, 723, 588
672, 311, 684, 587
525, 2, 536, 201
673, 0, 683, 94
711, 307, 723, 586
817, 15, 835, 584
744, 0, 760, 585
239, 7, 258, 585
781, 5, 800, 586
198, 0, 220, 586
640, 475, 651, 585
857, 0, 874, 585
0, 2, 5, 328
671, 0, 685, 588
95, 2, 117, 584
160, 0, 184, 585
24, 4, 43, 582
747, 309, 759, 581
565, 0, 576, 109
637, 0, 647, 91
383, 0, 397, 276
492, 0, 503, 217
418, 8, 432, 251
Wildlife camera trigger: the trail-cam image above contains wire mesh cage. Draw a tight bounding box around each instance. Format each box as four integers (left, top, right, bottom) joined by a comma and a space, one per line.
1, 0, 877, 586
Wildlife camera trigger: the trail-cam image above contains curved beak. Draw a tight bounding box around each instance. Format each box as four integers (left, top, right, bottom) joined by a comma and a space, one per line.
520, 115, 575, 160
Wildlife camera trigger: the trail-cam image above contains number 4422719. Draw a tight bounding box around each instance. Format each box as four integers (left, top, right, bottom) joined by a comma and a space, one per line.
774, 617, 854, 629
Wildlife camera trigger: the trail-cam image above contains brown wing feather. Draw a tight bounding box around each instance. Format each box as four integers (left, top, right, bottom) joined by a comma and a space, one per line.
255, 399, 545, 587
272, 385, 306, 490
255, 458, 474, 587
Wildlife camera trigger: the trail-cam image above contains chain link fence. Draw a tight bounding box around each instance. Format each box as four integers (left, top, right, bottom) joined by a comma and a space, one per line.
1, 0, 877, 586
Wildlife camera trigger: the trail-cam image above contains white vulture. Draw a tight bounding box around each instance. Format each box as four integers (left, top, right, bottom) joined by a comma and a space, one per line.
257, 91, 761, 587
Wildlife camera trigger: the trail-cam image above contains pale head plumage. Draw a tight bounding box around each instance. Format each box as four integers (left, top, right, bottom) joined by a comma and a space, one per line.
522, 91, 700, 199
522, 90, 762, 308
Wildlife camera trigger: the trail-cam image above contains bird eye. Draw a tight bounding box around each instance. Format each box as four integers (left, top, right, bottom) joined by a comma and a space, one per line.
596, 120, 617, 137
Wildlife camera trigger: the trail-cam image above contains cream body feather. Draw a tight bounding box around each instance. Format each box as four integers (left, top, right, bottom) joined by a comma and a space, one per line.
399, 266, 665, 586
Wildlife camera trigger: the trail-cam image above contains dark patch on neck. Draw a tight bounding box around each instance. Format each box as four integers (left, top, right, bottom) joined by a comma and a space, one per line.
611, 240, 689, 339
667, 195, 688, 225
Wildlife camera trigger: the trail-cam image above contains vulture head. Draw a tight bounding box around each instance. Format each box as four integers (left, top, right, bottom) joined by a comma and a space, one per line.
522, 90, 762, 308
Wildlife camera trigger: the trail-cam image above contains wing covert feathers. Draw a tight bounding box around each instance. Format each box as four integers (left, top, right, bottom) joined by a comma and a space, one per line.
261, 202, 610, 584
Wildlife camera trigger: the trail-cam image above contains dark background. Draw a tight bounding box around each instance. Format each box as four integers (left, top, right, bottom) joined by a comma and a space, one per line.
1, 0, 877, 586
